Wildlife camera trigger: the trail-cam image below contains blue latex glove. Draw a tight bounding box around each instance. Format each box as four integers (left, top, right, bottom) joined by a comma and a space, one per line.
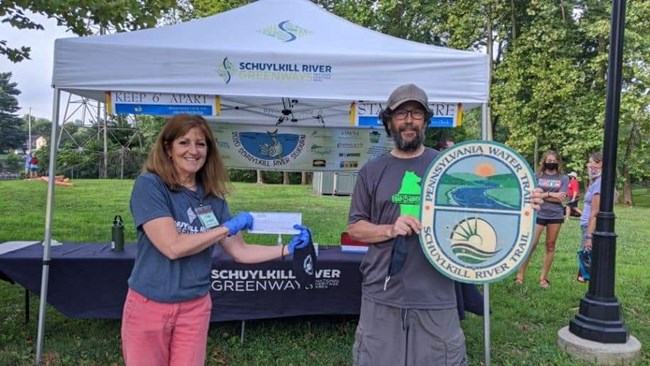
288, 224, 311, 253
223, 212, 253, 236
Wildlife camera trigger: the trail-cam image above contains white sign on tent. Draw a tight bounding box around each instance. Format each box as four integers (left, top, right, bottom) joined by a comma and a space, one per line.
107, 91, 219, 116
354, 101, 464, 128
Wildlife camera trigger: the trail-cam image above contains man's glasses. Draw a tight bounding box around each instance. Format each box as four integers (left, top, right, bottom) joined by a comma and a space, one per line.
393, 109, 425, 121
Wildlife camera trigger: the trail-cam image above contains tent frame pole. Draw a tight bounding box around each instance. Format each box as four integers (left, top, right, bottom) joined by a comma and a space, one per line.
480, 103, 491, 366
36, 87, 61, 365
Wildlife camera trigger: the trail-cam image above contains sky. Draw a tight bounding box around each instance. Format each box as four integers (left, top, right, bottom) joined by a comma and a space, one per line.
0, 13, 76, 119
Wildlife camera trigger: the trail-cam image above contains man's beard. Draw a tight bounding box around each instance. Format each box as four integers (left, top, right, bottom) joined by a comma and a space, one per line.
391, 124, 425, 152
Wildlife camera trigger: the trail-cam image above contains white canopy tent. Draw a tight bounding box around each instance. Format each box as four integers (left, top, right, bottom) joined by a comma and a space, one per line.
38, 0, 489, 361
52, 0, 488, 116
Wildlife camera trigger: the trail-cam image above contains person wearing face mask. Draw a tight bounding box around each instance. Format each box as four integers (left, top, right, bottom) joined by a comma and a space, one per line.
515, 150, 569, 288
576, 151, 603, 283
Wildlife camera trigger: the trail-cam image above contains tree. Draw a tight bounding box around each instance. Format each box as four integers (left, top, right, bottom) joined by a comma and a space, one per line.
180, 0, 252, 19
0, 72, 24, 151
3, 151, 22, 173
29, 116, 52, 142
1, 0, 179, 62
491, 0, 604, 170
613, 0, 650, 206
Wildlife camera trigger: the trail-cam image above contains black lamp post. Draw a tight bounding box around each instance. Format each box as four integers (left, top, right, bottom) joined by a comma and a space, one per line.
569, 0, 628, 343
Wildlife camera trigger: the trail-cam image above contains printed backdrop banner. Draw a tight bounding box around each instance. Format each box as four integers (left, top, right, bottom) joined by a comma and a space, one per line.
211, 123, 393, 171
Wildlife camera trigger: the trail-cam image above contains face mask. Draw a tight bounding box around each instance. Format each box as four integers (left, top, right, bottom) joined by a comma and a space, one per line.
544, 162, 558, 171
588, 167, 601, 179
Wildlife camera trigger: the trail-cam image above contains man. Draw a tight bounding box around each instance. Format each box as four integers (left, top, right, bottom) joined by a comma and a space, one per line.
347, 84, 541, 365
347, 83, 467, 365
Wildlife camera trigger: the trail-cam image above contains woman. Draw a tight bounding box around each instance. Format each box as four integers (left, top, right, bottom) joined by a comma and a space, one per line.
515, 150, 568, 288
564, 172, 582, 221
29, 153, 39, 178
577, 151, 602, 283
121, 114, 310, 366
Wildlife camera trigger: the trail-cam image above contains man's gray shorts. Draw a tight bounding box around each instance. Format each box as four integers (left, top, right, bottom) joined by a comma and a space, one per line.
353, 297, 467, 366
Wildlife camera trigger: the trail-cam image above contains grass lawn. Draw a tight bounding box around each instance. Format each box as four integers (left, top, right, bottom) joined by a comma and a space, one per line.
0, 179, 648, 365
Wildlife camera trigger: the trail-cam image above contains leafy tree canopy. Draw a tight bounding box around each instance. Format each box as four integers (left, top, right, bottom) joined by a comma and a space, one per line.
1, 0, 178, 62
0, 72, 24, 151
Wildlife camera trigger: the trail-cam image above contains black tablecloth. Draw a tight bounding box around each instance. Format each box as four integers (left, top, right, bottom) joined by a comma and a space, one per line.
0, 242, 484, 322
0, 242, 363, 321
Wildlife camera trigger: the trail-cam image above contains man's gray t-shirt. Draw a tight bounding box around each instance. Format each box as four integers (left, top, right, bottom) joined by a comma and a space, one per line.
128, 172, 232, 303
348, 148, 456, 309
536, 172, 569, 219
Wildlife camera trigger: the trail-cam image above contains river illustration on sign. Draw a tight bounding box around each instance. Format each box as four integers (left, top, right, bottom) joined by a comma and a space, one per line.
233, 129, 306, 168
419, 141, 536, 284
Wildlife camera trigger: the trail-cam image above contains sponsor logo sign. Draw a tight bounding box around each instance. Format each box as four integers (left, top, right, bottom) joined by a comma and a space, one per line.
419, 141, 536, 283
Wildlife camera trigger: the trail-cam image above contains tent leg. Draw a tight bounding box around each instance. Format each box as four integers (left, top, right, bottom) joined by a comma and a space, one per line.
481, 104, 492, 366
483, 283, 491, 366
240, 320, 246, 345
25, 289, 29, 324
36, 88, 61, 365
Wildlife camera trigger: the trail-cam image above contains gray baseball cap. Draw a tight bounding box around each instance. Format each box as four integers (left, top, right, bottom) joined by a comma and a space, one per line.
387, 84, 429, 110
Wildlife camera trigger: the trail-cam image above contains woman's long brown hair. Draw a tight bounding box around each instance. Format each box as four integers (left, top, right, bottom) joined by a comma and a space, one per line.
144, 114, 231, 198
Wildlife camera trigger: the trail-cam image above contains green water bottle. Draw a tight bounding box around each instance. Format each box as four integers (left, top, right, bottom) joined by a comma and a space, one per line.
111, 215, 124, 252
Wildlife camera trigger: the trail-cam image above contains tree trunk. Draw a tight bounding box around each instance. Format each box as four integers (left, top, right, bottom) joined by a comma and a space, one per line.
622, 178, 633, 206
620, 119, 639, 206
256, 170, 264, 184
510, 0, 517, 40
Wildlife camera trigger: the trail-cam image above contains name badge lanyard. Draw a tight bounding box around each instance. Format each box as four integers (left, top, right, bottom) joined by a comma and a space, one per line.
182, 187, 219, 229
181, 186, 204, 207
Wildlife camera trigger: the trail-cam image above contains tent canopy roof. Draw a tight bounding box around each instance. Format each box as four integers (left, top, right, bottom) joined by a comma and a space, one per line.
53, 0, 489, 111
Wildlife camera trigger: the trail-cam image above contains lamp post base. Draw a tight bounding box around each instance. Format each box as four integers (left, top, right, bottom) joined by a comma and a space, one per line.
558, 327, 641, 365
569, 295, 628, 343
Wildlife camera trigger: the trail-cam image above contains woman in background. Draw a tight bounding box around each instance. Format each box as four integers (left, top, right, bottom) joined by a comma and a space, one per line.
576, 151, 602, 283
516, 150, 568, 288
565, 172, 582, 221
